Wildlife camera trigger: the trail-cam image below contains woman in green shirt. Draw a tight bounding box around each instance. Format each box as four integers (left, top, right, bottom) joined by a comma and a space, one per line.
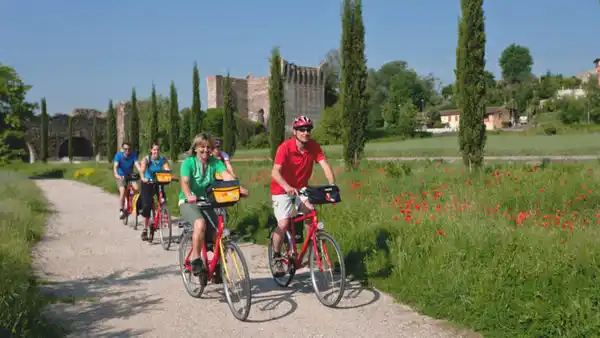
179, 132, 248, 278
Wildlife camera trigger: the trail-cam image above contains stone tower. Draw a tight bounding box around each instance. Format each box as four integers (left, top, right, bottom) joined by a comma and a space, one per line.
206, 57, 326, 129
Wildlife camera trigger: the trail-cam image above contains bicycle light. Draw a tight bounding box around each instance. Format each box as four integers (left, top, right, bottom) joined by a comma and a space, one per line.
223, 228, 231, 237
317, 221, 325, 230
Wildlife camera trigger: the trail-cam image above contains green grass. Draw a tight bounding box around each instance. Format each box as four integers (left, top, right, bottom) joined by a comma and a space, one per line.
0, 171, 65, 337
10, 159, 600, 337
234, 133, 600, 159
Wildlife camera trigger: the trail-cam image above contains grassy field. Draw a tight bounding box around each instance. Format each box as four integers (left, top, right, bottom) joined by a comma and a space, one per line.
234, 133, 600, 159
11, 159, 600, 337
0, 171, 64, 337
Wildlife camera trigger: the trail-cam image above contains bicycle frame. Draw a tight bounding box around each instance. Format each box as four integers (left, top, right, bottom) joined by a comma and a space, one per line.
124, 178, 137, 214
147, 183, 166, 230
182, 210, 238, 283
284, 208, 329, 273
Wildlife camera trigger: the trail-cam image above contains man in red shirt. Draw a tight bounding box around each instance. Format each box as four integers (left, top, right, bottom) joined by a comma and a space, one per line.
270, 115, 336, 276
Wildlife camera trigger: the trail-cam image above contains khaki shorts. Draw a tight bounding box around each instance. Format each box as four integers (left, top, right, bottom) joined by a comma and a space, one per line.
179, 203, 219, 239
272, 194, 310, 222
116, 178, 138, 189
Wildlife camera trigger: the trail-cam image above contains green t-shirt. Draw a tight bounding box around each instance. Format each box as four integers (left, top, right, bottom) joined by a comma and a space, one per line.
178, 155, 226, 203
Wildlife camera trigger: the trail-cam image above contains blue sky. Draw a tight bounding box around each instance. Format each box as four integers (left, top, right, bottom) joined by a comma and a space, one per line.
1, 0, 597, 115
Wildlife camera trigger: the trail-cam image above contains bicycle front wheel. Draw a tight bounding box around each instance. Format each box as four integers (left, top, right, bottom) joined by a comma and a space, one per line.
308, 231, 346, 307
220, 240, 252, 321
159, 206, 172, 250
178, 233, 205, 298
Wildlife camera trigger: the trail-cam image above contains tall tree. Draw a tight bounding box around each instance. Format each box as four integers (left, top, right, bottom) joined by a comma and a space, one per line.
106, 100, 117, 163
40, 97, 48, 163
129, 88, 140, 152
268, 47, 286, 160
67, 116, 73, 162
456, 0, 487, 170
169, 81, 179, 161
340, 0, 368, 169
499, 43, 533, 84
222, 74, 237, 156
149, 84, 159, 149
0, 64, 37, 164
191, 62, 203, 137
92, 114, 99, 160
323, 49, 341, 107
180, 107, 192, 151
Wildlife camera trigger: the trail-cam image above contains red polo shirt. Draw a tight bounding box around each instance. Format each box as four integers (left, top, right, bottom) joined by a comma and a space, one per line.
270, 138, 326, 195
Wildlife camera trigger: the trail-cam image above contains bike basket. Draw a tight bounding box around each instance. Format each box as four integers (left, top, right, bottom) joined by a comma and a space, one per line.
207, 179, 241, 207
154, 172, 172, 183
305, 185, 342, 205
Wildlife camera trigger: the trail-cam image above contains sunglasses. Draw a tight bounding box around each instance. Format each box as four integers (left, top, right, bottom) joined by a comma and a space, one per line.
295, 127, 312, 133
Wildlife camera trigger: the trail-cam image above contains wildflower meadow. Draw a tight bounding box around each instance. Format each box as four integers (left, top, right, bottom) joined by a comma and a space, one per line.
12, 159, 600, 337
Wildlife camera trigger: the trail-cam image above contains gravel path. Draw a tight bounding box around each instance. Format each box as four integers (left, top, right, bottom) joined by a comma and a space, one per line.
33, 179, 480, 338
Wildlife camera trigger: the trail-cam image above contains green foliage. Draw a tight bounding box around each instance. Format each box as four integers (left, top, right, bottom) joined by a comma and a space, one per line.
313, 102, 343, 145
340, 0, 368, 169
556, 97, 586, 124
222, 74, 237, 156
129, 88, 140, 153
499, 43, 534, 84
246, 133, 269, 149
106, 100, 117, 163
0, 171, 64, 337
268, 47, 286, 160
40, 98, 48, 162
323, 49, 341, 107
456, 0, 487, 170
191, 62, 203, 136
392, 102, 419, 137
67, 116, 73, 162
148, 84, 159, 149
204, 108, 224, 136
169, 81, 179, 160
179, 107, 192, 151
0, 64, 36, 164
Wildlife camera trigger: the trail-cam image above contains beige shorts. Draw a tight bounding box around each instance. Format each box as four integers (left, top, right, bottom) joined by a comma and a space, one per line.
272, 194, 310, 222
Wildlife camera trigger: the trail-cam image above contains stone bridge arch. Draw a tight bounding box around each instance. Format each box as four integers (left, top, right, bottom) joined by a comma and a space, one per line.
57, 136, 94, 159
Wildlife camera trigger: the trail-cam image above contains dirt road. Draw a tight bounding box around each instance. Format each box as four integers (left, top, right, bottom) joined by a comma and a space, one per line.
33, 179, 479, 338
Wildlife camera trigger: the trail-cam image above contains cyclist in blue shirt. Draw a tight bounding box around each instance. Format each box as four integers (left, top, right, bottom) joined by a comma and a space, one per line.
113, 142, 141, 219
139, 142, 171, 241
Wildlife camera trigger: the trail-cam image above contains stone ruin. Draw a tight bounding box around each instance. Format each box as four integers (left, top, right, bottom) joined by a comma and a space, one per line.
24, 108, 106, 162
206, 57, 326, 131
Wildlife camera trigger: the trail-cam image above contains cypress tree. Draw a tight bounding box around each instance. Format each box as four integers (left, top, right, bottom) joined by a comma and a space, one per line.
92, 115, 99, 160
40, 97, 48, 163
350, 0, 368, 168
67, 116, 73, 162
268, 47, 286, 160
106, 100, 117, 163
149, 84, 159, 149
169, 81, 179, 161
129, 88, 140, 153
340, 0, 368, 169
456, 0, 487, 170
191, 62, 202, 137
222, 74, 236, 156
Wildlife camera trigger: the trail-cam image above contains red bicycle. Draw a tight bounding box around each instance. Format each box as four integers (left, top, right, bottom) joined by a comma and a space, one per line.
140, 170, 175, 250
267, 184, 346, 307
122, 173, 140, 226
177, 180, 252, 321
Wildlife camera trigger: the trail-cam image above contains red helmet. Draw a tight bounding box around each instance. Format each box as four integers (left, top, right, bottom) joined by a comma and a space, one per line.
292, 115, 313, 129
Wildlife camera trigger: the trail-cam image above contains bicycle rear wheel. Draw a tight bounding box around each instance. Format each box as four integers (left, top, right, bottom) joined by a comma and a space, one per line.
178, 233, 205, 298
267, 231, 296, 287
159, 206, 172, 250
308, 231, 346, 307
220, 240, 252, 321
